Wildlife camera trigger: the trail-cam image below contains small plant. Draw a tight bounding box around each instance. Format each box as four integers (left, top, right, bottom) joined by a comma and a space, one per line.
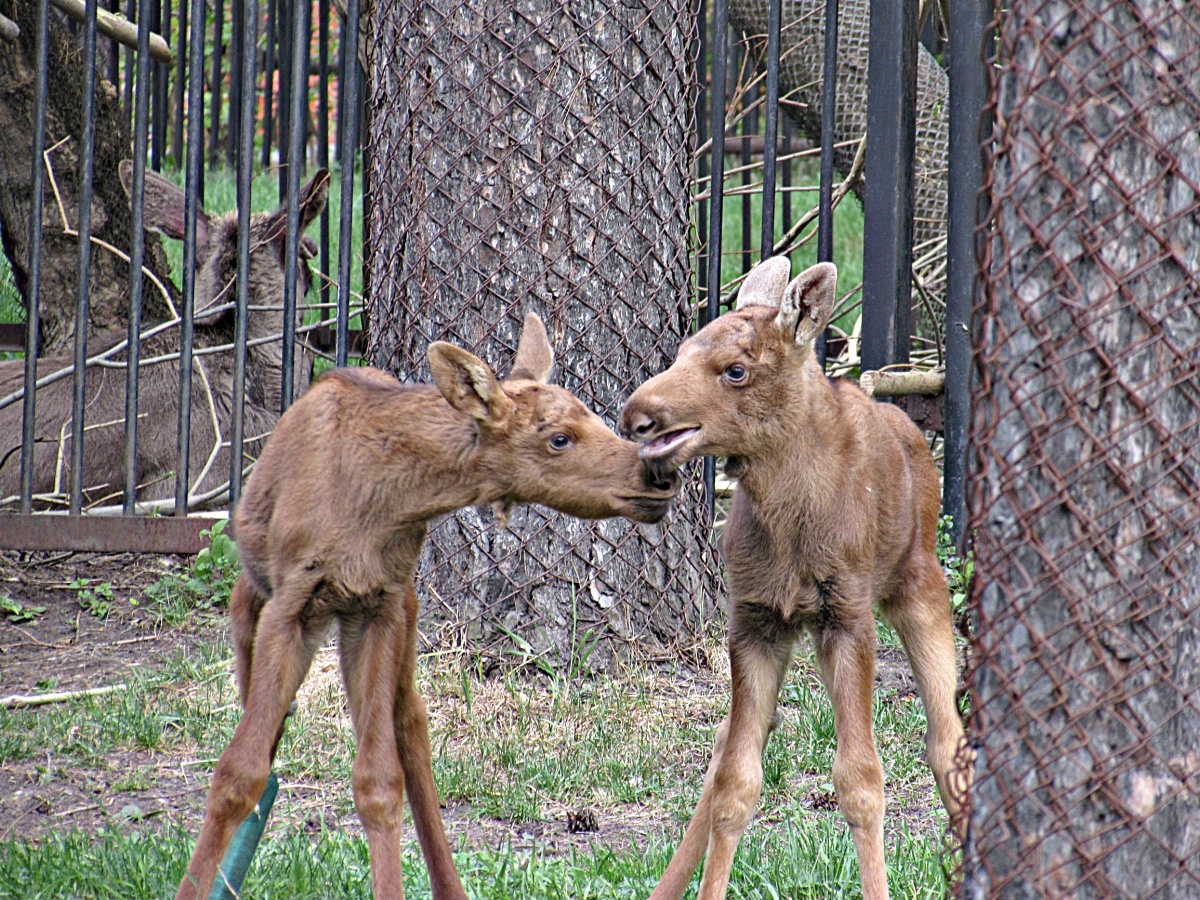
142, 519, 240, 627
0, 595, 46, 623
71, 579, 115, 619
937, 515, 974, 618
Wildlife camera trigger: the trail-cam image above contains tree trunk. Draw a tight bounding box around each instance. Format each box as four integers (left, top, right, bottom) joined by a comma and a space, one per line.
965, 2, 1200, 897
0, 1, 178, 354
366, 0, 721, 669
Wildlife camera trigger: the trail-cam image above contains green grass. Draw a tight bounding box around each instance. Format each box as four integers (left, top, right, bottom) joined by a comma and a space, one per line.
0, 815, 949, 899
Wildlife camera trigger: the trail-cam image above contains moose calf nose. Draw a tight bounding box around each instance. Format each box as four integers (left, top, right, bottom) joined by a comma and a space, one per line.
621, 409, 656, 441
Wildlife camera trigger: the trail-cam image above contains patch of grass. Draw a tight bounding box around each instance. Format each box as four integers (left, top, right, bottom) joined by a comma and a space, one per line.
0, 816, 949, 899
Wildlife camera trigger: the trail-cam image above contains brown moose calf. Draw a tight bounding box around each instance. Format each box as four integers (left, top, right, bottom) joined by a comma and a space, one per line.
175, 314, 678, 900
620, 259, 967, 900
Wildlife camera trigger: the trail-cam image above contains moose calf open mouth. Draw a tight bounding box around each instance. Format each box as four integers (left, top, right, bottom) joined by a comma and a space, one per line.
638, 427, 701, 463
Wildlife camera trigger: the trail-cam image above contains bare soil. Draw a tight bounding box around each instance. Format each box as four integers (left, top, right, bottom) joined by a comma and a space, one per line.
0, 551, 934, 857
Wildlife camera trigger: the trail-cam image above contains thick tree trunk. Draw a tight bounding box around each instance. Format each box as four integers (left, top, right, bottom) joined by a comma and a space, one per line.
0, 1, 178, 354
366, 0, 721, 669
966, 2, 1200, 896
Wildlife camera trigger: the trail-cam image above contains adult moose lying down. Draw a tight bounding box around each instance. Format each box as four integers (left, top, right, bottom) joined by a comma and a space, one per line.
0, 165, 327, 509
619, 259, 968, 900
174, 314, 679, 900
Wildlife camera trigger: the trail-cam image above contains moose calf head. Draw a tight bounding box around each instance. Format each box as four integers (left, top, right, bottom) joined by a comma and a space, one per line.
619, 258, 837, 472
428, 314, 679, 524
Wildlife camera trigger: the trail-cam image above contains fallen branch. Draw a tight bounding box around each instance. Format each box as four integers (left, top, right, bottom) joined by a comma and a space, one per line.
49, 0, 172, 63
859, 369, 945, 399
1, 683, 126, 709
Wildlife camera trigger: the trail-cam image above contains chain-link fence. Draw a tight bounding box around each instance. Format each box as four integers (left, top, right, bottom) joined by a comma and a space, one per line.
964, 1, 1200, 895
364, 0, 722, 668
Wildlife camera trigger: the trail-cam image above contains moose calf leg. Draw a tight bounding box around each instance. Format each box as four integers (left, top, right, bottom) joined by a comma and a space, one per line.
883, 562, 970, 839
816, 621, 888, 900
691, 626, 791, 900
340, 598, 414, 900
177, 594, 325, 900
392, 586, 468, 900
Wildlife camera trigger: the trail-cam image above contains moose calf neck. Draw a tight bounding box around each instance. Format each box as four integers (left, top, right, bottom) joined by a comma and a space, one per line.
175, 314, 677, 900
619, 259, 967, 900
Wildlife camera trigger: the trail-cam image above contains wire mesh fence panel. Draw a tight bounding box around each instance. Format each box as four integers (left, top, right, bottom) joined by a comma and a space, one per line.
965, 1, 1200, 896
365, 0, 722, 667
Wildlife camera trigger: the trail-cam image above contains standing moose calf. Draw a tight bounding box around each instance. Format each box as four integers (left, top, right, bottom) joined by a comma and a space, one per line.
175, 314, 678, 900
620, 259, 968, 900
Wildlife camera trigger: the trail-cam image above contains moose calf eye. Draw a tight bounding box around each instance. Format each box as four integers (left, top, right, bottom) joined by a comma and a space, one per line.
724, 364, 748, 383
549, 433, 572, 451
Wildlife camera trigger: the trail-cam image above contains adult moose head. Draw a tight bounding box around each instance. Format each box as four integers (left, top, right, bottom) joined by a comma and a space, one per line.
0, 166, 329, 509
620, 258, 969, 900
175, 314, 678, 900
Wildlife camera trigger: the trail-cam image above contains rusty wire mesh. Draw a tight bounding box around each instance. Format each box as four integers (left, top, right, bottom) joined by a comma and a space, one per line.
964, 1, 1200, 896
363, 0, 721, 668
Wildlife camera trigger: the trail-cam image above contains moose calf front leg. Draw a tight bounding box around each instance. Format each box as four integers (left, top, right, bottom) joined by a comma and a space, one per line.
652, 615, 791, 900
815, 620, 888, 900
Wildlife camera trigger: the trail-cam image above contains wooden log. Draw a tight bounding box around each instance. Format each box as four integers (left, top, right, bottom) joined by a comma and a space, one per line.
859, 369, 945, 398
49, 0, 173, 63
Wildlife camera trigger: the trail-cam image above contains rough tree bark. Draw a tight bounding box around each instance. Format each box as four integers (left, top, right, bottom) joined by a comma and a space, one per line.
0, 0, 178, 354
366, 0, 721, 668
966, 2, 1200, 897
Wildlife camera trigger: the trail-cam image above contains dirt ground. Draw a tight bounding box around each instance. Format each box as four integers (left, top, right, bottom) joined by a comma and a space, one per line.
0, 550, 934, 857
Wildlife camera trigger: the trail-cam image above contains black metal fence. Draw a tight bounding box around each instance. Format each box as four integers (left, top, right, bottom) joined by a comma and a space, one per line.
0, 0, 982, 565
0, 0, 363, 551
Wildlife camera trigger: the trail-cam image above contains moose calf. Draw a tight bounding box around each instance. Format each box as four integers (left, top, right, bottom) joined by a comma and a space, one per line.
619, 259, 967, 900
175, 314, 678, 900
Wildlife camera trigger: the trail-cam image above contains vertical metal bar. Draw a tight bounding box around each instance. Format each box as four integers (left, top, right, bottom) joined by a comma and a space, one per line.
276, 0, 291, 200
230, 0, 259, 502
229, 0, 243, 170
281, 0, 310, 411
262, 0, 276, 170
150, 0, 165, 170
815, 0, 838, 367
123, 0, 154, 513
19, 0, 51, 515
176, 0, 207, 515
703, 0, 729, 511
943, 0, 992, 550
209, 0, 225, 169
335, 0, 360, 367
740, 41, 752, 276
68, 0, 100, 515
123, 0, 134, 114
759, 0, 781, 260
861, 0, 917, 371
171, 0, 185, 166
106, 0, 120, 89
317, 0, 331, 323
695, 0, 709, 330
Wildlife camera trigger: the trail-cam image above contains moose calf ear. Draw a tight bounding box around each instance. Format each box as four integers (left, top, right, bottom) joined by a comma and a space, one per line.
735, 255, 792, 310
510, 313, 554, 383
777, 262, 838, 346
429, 342, 514, 424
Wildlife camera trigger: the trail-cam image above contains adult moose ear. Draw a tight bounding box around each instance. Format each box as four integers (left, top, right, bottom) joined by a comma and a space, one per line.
429, 342, 515, 425
735, 255, 792, 310
120, 160, 211, 263
777, 262, 838, 347
509, 313, 554, 383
